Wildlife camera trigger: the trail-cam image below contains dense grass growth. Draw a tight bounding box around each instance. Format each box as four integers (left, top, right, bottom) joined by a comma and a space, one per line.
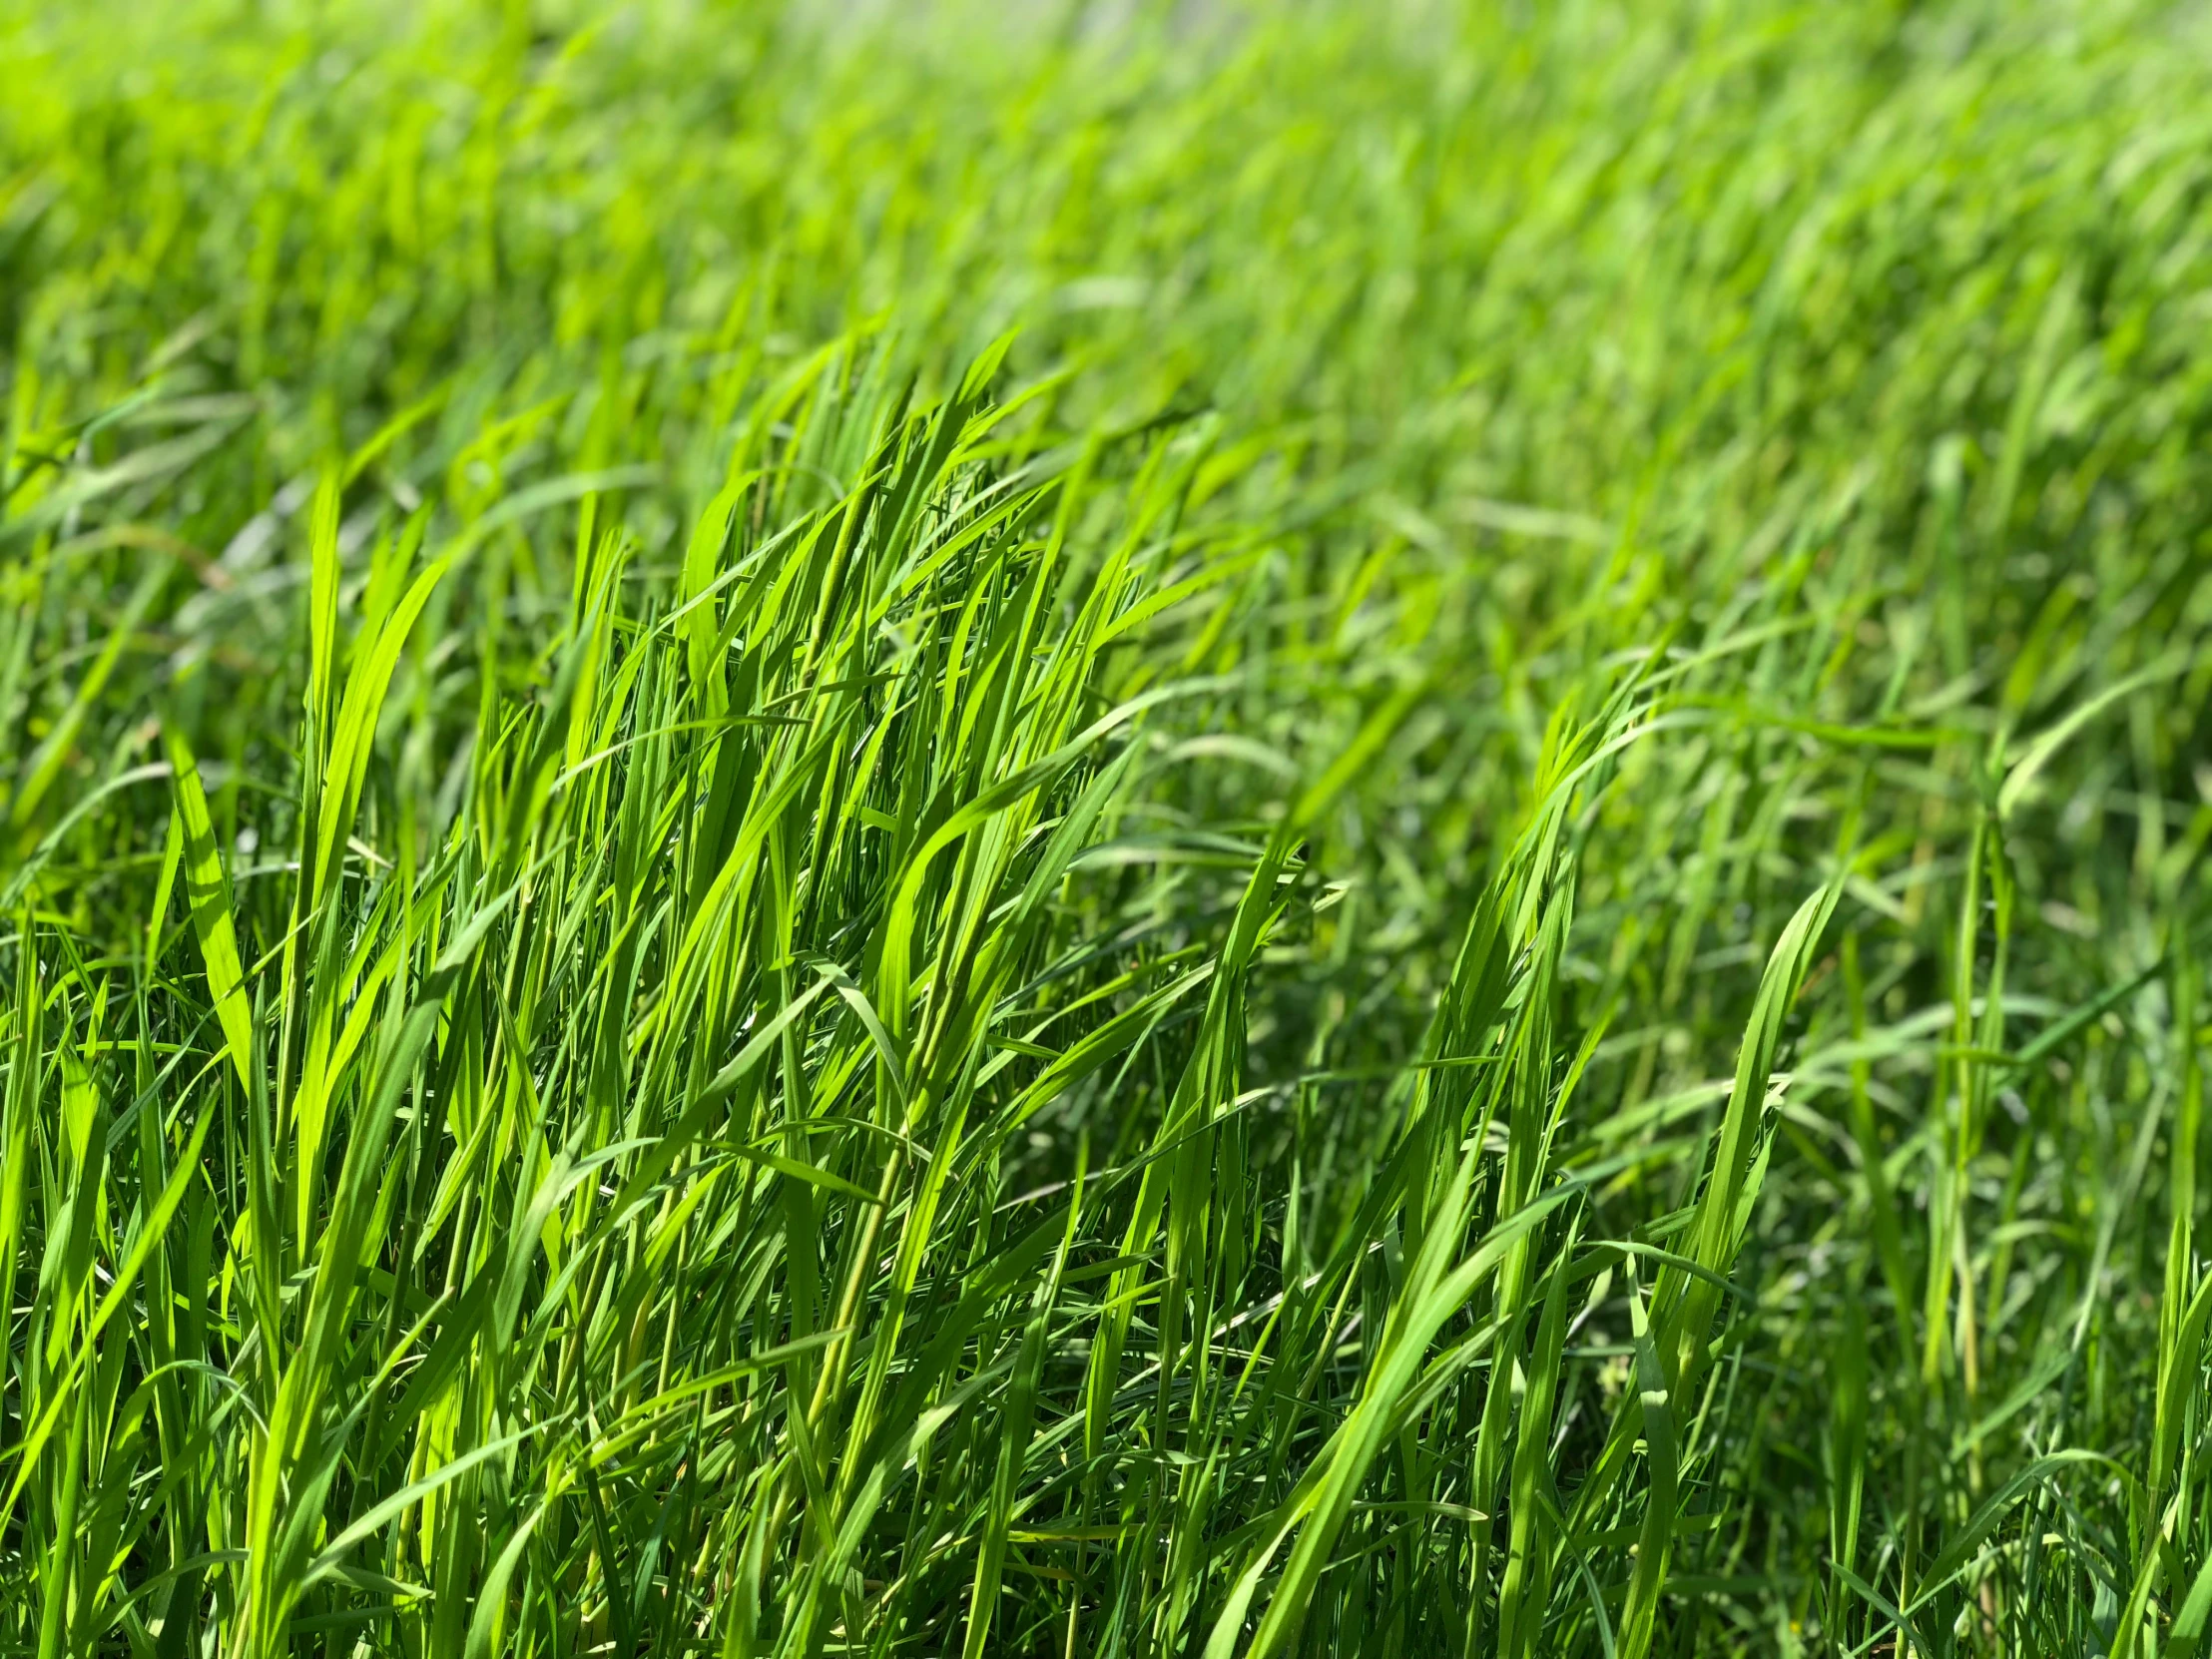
4, 1, 2212, 1654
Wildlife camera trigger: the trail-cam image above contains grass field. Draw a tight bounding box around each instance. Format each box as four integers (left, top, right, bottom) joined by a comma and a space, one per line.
3, 1, 2211, 1654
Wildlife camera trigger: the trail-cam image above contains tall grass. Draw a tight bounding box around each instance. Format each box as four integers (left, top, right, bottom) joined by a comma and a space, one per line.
2, 1, 2211, 1654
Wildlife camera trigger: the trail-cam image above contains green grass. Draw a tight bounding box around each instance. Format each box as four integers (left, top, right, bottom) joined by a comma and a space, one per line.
2, 1, 2211, 1654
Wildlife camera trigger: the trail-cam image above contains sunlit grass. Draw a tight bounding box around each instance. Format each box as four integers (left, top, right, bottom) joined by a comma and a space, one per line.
2, 2, 2210, 1655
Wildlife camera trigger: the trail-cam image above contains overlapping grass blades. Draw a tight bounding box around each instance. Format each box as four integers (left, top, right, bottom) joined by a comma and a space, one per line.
3, 345, 1260, 1653
3, 1, 2212, 1654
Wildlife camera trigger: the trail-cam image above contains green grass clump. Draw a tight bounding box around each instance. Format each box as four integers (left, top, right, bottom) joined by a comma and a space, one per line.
4, 1, 2212, 1654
